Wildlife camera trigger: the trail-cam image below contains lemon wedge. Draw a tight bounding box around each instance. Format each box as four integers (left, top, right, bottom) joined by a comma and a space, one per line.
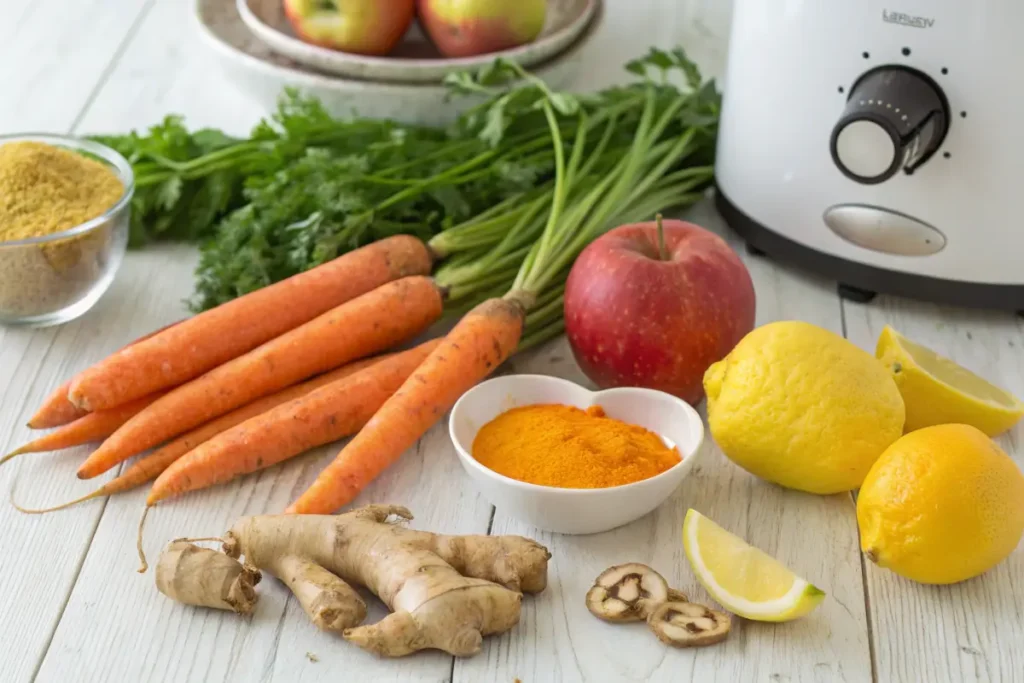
682, 509, 825, 622
876, 325, 1024, 436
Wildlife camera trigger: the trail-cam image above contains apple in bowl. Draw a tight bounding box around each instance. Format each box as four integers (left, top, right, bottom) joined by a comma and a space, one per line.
283, 0, 416, 55
417, 0, 547, 58
564, 217, 756, 406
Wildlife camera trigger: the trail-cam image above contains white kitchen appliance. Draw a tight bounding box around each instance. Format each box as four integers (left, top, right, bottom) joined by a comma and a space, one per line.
714, 0, 1024, 310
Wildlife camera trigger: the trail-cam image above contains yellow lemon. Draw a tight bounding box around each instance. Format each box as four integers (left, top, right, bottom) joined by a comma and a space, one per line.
703, 320, 905, 494
683, 509, 825, 621
857, 423, 1024, 584
876, 325, 1024, 436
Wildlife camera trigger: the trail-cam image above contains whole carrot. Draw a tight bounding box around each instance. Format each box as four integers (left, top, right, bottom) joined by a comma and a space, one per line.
28, 319, 183, 429
77, 276, 444, 479
2, 392, 166, 468
68, 235, 433, 412
12, 355, 386, 514
147, 339, 441, 505
286, 295, 526, 514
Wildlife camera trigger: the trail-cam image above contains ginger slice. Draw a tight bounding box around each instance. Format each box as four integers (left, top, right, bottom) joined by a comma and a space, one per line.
647, 601, 731, 647
157, 504, 550, 657
585, 563, 670, 622
155, 540, 260, 615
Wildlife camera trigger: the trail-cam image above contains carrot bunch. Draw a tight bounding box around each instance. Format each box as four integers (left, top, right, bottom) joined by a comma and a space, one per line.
8, 236, 442, 510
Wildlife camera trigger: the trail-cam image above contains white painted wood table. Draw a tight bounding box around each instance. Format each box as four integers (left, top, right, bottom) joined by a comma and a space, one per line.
1, 2, 1021, 682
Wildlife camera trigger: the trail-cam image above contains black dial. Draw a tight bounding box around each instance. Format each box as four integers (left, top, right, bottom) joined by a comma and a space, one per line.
830, 66, 949, 184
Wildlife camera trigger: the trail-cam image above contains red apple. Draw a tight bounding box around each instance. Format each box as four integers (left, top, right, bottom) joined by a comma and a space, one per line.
564, 218, 756, 405
283, 0, 415, 56
417, 0, 546, 58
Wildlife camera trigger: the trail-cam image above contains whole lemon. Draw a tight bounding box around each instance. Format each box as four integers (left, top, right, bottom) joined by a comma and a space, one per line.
857, 424, 1024, 584
703, 320, 905, 494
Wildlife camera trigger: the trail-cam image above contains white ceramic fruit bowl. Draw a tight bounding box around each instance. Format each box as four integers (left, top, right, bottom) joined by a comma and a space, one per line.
238, 0, 598, 84
449, 375, 705, 535
195, 0, 599, 125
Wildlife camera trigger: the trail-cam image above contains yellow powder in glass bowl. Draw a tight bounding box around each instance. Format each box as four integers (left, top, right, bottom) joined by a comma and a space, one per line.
0, 141, 123, 242
0, 140, 126, 317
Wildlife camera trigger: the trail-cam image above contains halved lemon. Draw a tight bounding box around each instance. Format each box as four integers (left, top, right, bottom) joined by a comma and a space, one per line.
876, 325, 1024, 436
682, 509, 825, 622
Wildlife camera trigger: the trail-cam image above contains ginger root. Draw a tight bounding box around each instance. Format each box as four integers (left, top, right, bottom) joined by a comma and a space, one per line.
154, 504, 550, 657
155, 541, 260, 615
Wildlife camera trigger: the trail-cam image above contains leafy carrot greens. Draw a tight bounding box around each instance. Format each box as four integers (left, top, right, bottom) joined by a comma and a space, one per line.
93, 47, 720, 348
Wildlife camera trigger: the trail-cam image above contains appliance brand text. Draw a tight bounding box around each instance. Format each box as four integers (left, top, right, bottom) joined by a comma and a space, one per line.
882, 10, 935, 28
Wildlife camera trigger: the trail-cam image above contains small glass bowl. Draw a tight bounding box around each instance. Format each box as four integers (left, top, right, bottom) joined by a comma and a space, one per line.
0, 134, 134, 327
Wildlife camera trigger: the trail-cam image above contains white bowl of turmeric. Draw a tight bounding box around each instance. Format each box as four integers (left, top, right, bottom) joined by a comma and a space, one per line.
449, 374, 705, 535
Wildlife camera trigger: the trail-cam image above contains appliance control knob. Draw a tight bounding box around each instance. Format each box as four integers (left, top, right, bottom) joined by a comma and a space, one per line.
830, 66, 949, 184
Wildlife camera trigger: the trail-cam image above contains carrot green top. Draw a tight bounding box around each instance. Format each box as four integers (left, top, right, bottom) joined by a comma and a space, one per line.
0, 141, 123, 242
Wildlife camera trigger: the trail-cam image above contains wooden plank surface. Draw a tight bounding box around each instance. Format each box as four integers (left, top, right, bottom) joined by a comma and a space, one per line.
3, 0, 1023, 681
843, 300, 1024, 683
0, 2, 159, 680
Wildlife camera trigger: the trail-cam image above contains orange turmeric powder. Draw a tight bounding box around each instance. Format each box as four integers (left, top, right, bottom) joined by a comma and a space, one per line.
471, 403, 681, 489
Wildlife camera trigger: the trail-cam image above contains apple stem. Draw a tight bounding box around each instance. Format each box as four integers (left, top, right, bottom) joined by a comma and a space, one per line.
655, 213, 669, 261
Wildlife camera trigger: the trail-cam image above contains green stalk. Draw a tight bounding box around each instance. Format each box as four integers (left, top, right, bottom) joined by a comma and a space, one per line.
517, 318, 566, 353
368, 149, 503, 214
446, 264, 519, 302
527, 91, 695, 291
516, 97, 652, 294
436, 243, 533, 288
512, 102, 570, 294
525, 110, 588, 285
437, 114, 616, 277
524, 288, 565, 330
438, 190, 551, 284
373, 137, 483, 178
430, 210, 528, 255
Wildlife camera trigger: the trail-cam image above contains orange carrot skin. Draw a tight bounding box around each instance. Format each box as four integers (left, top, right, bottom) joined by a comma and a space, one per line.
77, 276, 444, 480
88, 355, 385, 497
286, 297, 524, 515
24, 357, 390, 512
12, 392, 166, 455
68, 235, 433, 412
148, 339, 442, 504
27, 319, 184, 429
27, 380, 85, 430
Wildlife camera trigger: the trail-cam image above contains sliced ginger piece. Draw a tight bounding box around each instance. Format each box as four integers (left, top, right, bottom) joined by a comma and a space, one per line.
647, 601, 731, 647
155, 540, 260, 615
585, 563, 671, 622
155, 504, 550, 658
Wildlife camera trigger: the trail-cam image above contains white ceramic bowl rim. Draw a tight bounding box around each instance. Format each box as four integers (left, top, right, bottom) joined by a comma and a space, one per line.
195, 0, 600, 95
238, 0, 597, 69
450, 374, 704, 497
0, 133, 135, 248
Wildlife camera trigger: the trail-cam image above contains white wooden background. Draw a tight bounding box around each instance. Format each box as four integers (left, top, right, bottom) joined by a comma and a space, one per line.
1, 1, 1021, 682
